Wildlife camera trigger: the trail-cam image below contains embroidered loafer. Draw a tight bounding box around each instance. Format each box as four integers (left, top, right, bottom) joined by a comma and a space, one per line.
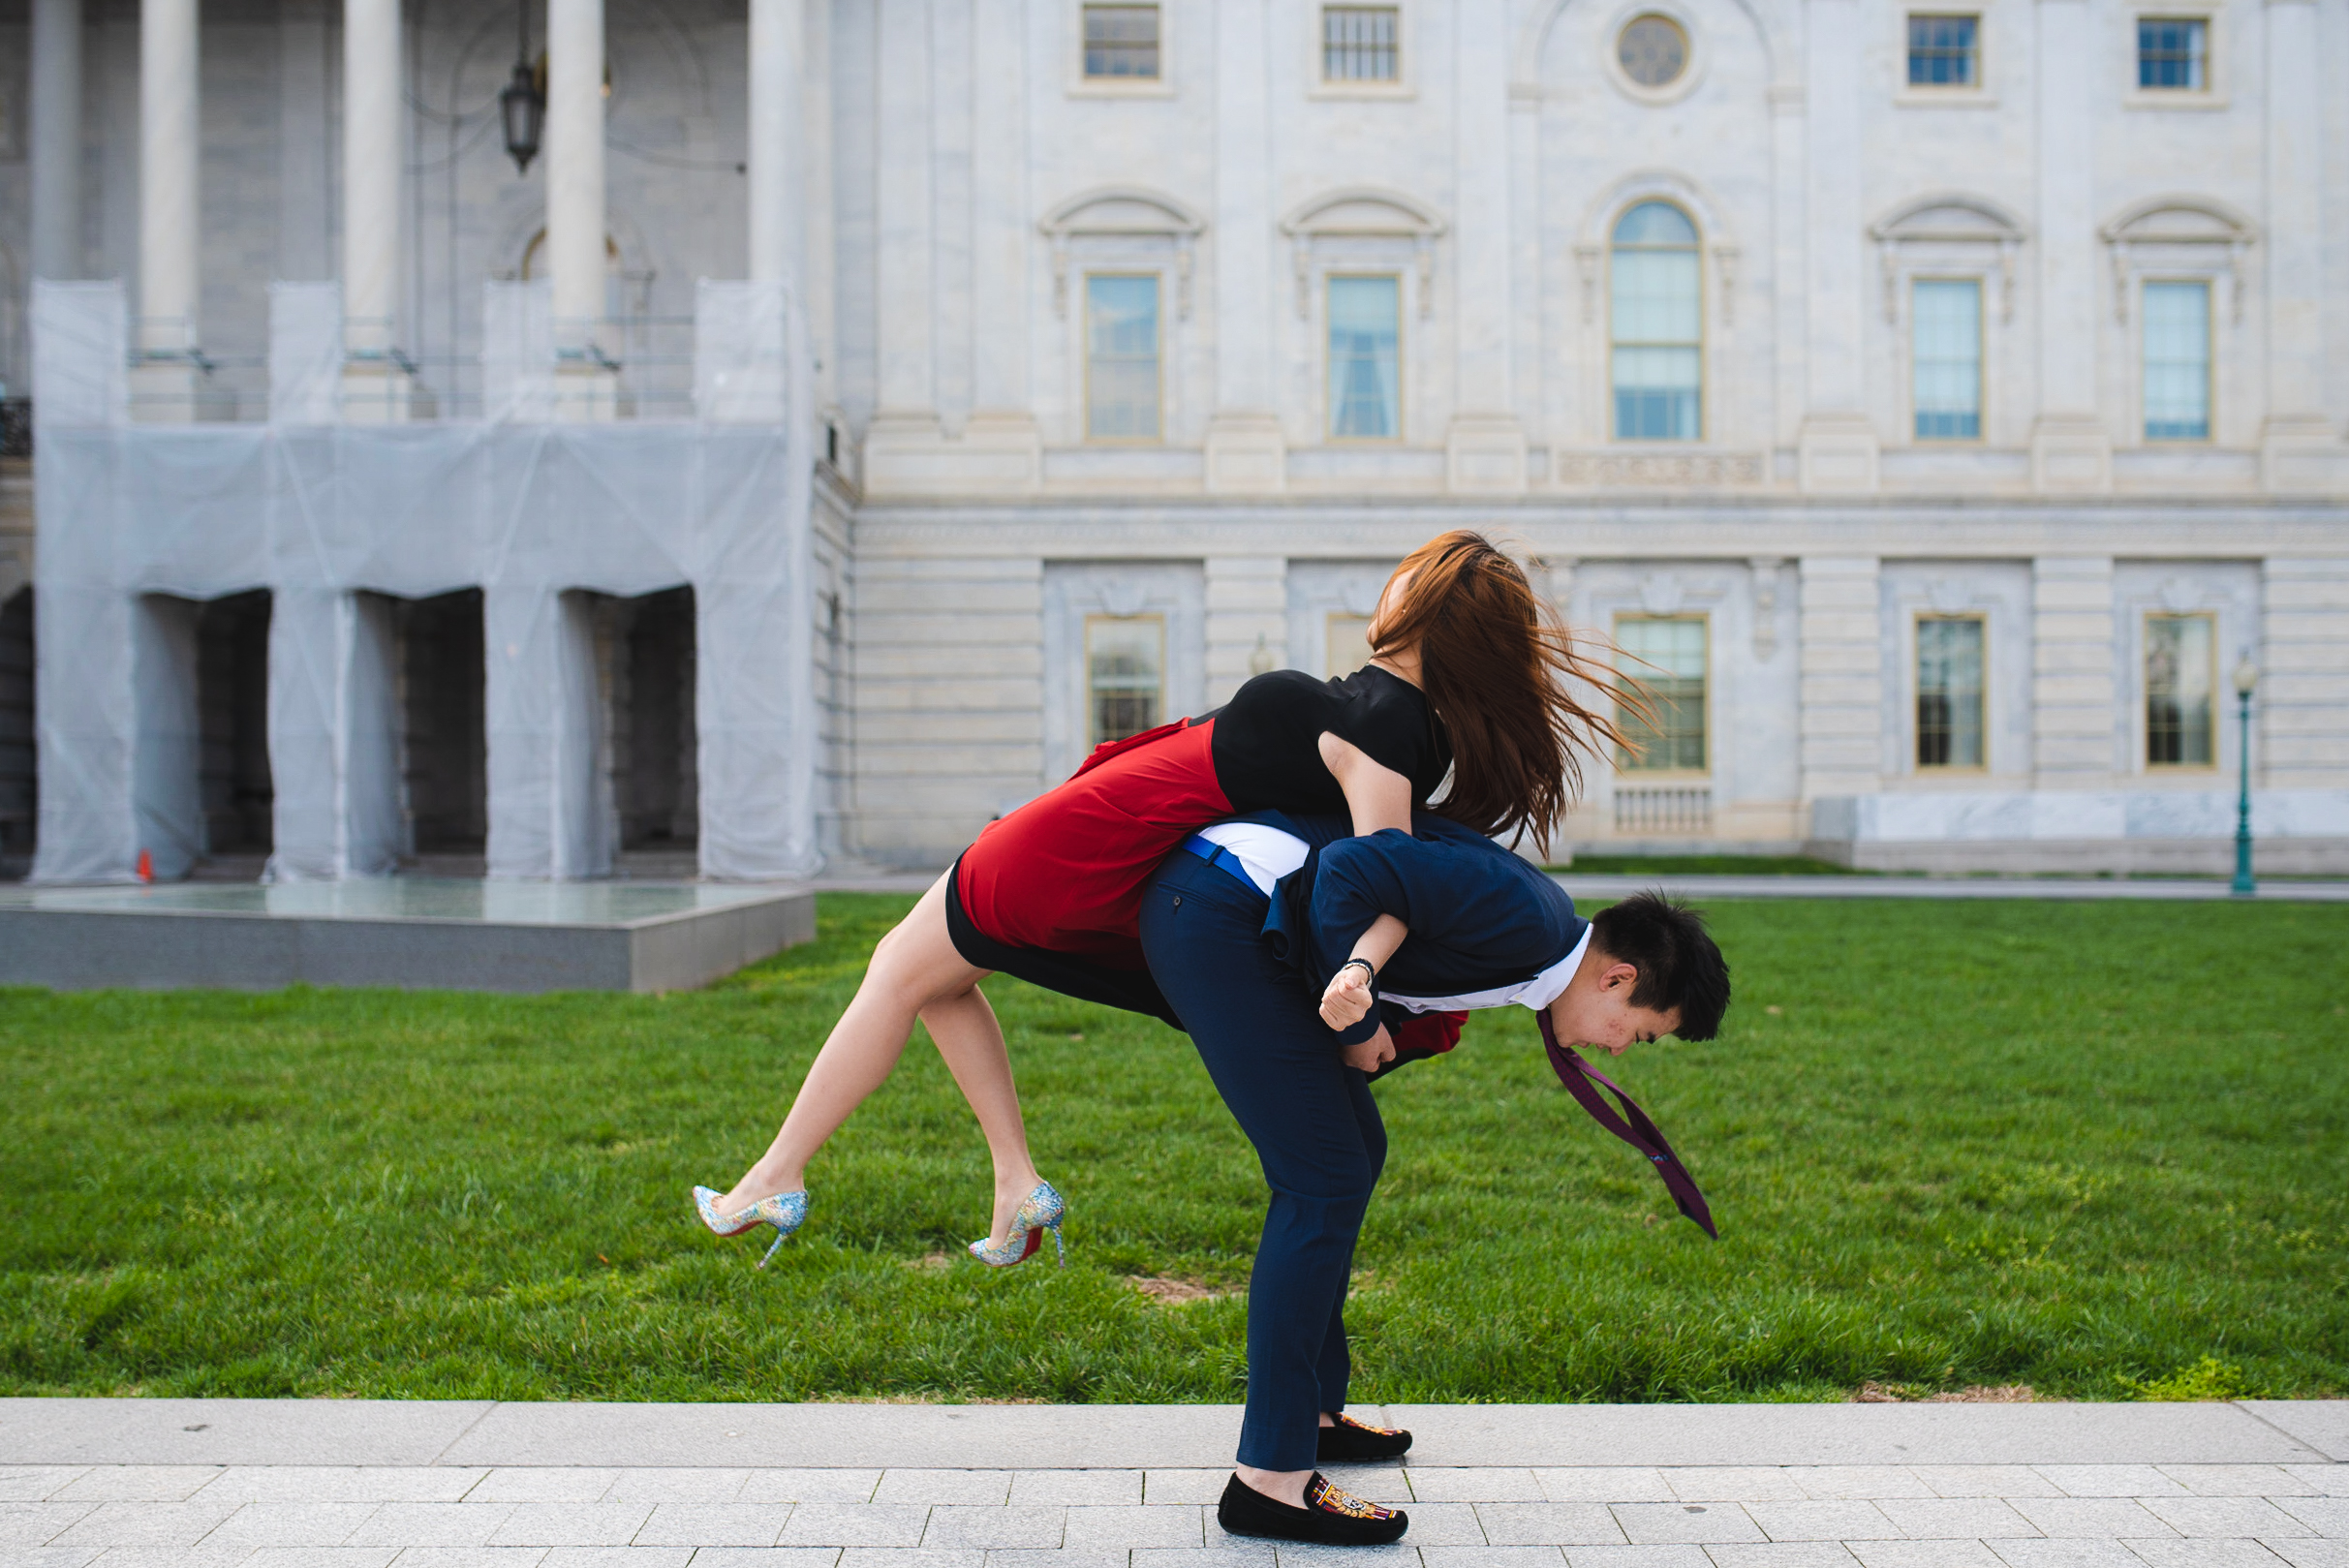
1217, 1471, 1408, 1546
1317, 1411, 1412, 1461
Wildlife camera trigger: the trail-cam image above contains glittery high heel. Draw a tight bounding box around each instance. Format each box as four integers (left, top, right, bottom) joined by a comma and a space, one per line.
969, 1180, 1066, 1268
693, 1185, 810, 1268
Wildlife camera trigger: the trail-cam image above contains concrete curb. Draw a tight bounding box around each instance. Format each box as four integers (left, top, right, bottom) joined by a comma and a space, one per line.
4, 1399, 2340, 1470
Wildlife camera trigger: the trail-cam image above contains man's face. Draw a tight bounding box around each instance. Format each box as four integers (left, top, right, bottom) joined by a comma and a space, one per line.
1547, 956, 1681, 1058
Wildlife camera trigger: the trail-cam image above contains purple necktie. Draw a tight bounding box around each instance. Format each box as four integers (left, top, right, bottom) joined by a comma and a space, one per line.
1536, 1010, 1717, 1240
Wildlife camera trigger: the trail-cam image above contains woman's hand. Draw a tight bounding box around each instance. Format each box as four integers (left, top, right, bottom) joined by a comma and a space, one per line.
1342, 1023, 1398, 1074
1320, 961, 1375, 1029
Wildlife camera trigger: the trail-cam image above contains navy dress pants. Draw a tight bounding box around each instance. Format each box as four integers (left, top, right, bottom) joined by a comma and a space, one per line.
1139, 848, 1387, 1472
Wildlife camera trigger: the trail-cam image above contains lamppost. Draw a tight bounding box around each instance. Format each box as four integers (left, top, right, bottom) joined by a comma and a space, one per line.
2231, 655, 2259, 897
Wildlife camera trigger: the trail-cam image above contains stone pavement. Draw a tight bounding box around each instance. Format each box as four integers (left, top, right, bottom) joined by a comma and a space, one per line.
1, 1399, 2343, 1568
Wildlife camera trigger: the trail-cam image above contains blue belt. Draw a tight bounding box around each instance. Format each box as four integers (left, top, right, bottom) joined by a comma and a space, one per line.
1182, 834, 1263, 895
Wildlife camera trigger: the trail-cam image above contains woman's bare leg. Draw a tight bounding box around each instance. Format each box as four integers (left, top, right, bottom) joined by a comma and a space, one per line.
715, 871, 1042, 1245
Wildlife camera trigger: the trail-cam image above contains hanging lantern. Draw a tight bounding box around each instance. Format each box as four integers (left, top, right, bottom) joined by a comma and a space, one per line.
501, 58, 544, 174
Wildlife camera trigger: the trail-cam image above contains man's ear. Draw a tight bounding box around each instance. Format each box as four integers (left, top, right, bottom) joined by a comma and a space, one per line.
1597, 960, 1640, 993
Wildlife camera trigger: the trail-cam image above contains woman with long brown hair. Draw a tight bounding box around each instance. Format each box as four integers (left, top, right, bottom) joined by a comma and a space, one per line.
694, 530, 1628, 1267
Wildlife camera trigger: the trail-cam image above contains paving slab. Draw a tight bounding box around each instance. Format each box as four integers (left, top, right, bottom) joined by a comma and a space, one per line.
0, 1401, 496, 1469
2246, 1404, 2349, 1462
1392, 1404, 2331, 1468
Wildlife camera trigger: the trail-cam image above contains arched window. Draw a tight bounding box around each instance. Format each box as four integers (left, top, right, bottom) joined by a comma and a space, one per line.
1610, 201, 1702, 441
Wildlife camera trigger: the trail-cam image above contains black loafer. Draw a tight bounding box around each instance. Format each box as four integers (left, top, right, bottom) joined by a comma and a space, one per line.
1318, 1411, 1413, 1462
1217, 1471, 1408, 1546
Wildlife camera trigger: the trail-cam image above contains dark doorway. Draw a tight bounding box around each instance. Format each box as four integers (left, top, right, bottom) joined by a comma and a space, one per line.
194, 590, 274, 858
0, 588, 31, 876
395, 589, 487, 857
598, 586, 698, 857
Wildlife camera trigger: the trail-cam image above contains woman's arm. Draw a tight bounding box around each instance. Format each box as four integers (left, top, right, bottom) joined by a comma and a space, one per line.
1317, 913, 1406, 1029
1319, 732, 1413, 836
1316, 733, 1415, 1027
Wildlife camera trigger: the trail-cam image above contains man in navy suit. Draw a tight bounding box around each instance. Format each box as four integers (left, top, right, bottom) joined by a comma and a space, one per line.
1138, 811, 1729, 1547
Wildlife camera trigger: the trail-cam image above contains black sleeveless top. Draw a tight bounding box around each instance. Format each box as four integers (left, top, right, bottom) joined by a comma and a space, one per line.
1204, 665, 1451, 815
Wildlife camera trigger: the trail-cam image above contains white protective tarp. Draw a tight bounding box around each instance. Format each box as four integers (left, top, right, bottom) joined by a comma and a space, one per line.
29, 277, 817, 884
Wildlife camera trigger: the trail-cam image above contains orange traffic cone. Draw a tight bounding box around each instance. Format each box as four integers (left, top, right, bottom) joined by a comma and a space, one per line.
137, 848, 153, 882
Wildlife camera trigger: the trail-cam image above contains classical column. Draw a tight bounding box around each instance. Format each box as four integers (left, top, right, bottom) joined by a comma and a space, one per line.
2028, 0, 2111, 491
133, 0, 201, 420
747, 0, 806, 286
1203, 0, 1283, 493
342, 0, 411, 420
1446, 0, 1526, 494
2259, 0, 2337, 492
861, 0, 943, 490
966, 0, 1042, 487
1797, 556, 1884, 803
547, 0, 616, 417
29, 0, 83, 283
1795, 0, 1875, 491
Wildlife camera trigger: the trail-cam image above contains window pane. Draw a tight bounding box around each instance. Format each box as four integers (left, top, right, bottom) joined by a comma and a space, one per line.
1327, 613, 1374, 676
1328, 275, 1401, 440
1907, 14, 1979, 85
1087, 275, 1160, 440
1083, 4, 1160, 78
1088, 615, 1164, 745
2138, 17, 2207, 89
1613, 201, 1698, 246
1616, 617, 1708, 772
1913, 278, 1982, 440
2143, 280, 2210, 441
2146, 614, 2214, 766
1611, 206, 1702, 442
1323, 5, 1399, 80
1916, 616, 1986, 768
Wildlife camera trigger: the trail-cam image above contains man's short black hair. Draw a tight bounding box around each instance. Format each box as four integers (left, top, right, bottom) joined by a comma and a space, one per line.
1588, 892, 1730, 1041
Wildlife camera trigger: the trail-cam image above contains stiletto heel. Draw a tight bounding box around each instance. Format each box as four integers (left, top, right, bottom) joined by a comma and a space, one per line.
969, 1180, 1067, 1268
693, 1184, 810, 1268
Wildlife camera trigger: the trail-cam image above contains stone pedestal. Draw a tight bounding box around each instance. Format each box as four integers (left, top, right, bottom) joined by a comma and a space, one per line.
1203, 413, 1287, 495
1797, 413, 1879, 493
2029, 414, 2112, 494
1444, 415, 1529, 495
2259, 415, 2349, 497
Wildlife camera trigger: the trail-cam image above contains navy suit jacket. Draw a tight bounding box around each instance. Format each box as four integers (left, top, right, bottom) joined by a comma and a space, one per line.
1250, 810, 1588, 1047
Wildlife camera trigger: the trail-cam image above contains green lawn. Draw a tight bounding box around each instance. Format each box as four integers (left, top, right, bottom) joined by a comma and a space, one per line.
2, 894, 2343, 1404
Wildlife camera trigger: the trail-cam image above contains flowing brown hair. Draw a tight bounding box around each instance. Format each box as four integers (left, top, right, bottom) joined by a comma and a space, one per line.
1370, 530, 1640, 855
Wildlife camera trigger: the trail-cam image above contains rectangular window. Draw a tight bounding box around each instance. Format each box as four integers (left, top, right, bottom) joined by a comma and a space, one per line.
1086, 274, 1160, 441
2146, 613, 2215, 767
1616, 616, 1708, 773
1916, 615, 1986, 769
1327, 275, 1402, 440
1323, 6, 1401, 80
1326, 613, 1375, 677
1907, 14, 1979, 85
1083, 4, 1160, 78
2143, 280, 2210, 442
2138, 16, 2207, 89
1611, 249, 1703, 441
1087, 615, 1164, 746
1912, 279, 1983, 441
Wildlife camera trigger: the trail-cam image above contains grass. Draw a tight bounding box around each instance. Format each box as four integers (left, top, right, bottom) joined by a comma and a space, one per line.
1, 894, 2344, 1404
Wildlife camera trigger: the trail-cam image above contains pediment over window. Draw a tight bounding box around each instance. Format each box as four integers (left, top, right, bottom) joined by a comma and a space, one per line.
1278, 188, 1447, 318
2099, 198, 2255, 248
1868, 195, 2027, 323
1039, 187, 1206, 317
1870, 196, 2028, 246
2098, 198, 2255, 323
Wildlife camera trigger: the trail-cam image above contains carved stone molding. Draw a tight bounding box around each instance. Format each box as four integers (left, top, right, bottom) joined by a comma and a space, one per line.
1278, 188, 1448, 319
1554, 450, 1766, 487
1037, 187, 1207, 319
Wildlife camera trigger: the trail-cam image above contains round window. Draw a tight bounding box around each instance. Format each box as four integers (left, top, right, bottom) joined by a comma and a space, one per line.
1618, 15, 1689, 88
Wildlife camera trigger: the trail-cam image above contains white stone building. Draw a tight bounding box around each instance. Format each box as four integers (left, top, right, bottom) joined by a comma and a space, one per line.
1, 0, 2344, 882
